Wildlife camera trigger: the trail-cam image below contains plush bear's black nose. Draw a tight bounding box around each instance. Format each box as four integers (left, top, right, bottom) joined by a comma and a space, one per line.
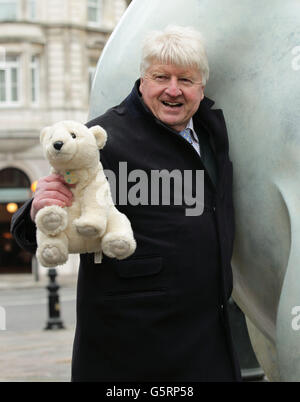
53, 141, 64, 151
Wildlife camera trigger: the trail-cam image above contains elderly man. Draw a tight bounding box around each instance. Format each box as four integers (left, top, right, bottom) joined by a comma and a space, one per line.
11, 25, 241, 382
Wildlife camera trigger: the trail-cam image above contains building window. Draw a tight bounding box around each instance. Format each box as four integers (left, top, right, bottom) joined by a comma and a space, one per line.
30, 55, 39, 104
0, 0, 19, 21
0, 55, 20, 106
87, 0, 102, 25
27, 0, 36, 20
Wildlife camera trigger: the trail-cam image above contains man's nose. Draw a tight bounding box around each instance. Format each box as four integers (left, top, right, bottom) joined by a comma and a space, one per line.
165, 77, 182, 97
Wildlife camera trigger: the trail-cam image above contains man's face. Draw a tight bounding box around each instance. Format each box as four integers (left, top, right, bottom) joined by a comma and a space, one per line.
139, 62, 205, 132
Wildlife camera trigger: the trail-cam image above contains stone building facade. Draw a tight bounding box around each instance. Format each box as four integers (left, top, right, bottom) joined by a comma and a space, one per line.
0, 0, 128, 275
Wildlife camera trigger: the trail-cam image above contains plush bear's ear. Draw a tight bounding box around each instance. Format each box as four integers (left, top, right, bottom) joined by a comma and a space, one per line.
40, 126, 51, 144
89, 125, 107, 149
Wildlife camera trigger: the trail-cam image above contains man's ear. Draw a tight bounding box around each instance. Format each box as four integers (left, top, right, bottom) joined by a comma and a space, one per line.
89, 125, 107, 149
139, 77, 144, 94
40, 126, 51, 144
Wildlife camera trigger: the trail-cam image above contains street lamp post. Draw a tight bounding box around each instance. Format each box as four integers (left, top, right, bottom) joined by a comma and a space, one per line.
44, 268, 65, 330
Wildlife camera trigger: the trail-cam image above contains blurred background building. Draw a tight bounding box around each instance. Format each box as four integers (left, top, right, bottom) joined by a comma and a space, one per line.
0, 0, 130, 276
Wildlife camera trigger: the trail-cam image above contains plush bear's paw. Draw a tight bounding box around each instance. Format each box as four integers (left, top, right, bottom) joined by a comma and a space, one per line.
37, 244, 68, 267
35, 206, 68, 236
74, 216, 107, 237
76, 225, 99, 237
102, 232, 136, 260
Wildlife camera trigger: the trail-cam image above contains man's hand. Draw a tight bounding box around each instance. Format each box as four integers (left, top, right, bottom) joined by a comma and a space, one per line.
30, 174, 74, 222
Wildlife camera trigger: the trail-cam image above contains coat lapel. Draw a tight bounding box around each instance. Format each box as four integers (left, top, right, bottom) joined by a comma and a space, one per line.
195, 97, 230, 184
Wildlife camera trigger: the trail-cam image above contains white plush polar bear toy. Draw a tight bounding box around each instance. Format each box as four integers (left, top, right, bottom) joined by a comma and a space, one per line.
35, 120, 136, 267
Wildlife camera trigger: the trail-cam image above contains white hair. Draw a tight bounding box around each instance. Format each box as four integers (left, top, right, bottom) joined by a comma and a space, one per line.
140, 25, 209, 85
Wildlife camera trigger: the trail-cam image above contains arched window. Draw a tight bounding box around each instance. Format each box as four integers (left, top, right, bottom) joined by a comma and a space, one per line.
0, 167, 31, 203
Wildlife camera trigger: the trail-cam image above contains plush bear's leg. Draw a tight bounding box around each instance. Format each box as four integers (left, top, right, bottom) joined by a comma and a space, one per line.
36, 231, 69, 267
74, 179, 109, 238
101, 207, 136, 260
74, 215, 107, 237
35, 205, 68, 236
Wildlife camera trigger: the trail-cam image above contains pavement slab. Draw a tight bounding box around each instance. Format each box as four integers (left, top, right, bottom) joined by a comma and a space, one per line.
0, 327, 75, 382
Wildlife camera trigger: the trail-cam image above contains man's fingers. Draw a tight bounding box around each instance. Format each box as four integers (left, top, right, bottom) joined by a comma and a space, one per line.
37, 191, 72, 204
30, 174, 74, 222
33, 198, 67, 210
43, 174, 67, 183
37, 188, 73, 201
36, 178, 73, 199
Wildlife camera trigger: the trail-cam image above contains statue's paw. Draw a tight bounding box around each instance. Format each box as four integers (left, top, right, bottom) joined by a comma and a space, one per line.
74, 217, 106, 237
37, 244, 68, 267
36, 206, 68, 236
102, 232, 136, 260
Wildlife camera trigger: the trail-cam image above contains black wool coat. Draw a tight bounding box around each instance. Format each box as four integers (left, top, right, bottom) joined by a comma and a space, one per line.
11, 80, 241, 382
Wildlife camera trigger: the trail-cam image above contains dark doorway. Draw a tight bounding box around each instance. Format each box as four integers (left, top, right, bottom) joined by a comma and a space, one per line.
0, 168, 32, 274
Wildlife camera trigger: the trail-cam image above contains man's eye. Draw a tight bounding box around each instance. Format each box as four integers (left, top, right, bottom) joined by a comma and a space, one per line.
155, 75, 167, 81
180, 78, 192, 84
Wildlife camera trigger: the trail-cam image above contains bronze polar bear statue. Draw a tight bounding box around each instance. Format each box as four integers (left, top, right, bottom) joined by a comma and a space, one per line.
89, 0, 300, 381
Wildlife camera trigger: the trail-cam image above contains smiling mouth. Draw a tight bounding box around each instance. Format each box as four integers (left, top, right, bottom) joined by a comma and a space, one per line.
162, 101, 183, 108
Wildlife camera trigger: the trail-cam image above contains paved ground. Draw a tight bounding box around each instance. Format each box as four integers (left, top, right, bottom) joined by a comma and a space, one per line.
0, 273, 267, 383
0, 273, 77, 382
0, 327, 75, 382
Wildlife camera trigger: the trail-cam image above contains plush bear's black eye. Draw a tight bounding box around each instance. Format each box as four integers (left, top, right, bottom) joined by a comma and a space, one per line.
71, 133, 76, 139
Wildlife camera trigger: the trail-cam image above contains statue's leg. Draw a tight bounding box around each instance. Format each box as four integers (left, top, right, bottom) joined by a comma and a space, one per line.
246, 317, 281, 382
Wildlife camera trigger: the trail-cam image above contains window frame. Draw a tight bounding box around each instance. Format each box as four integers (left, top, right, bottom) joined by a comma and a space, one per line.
0, 0, 19, 21
87, 0, 103, 27
30, 55, 39, 105
27, 0, 37, 21
0, 54, 22, 107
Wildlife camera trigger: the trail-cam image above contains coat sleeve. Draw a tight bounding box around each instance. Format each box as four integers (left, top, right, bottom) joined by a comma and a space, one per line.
10, 199, 37, 254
